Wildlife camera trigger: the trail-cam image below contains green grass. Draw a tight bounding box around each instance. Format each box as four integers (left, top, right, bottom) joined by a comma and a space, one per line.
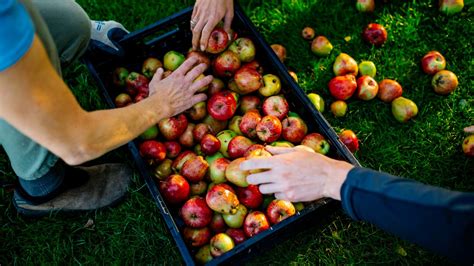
1, 0, 473, 264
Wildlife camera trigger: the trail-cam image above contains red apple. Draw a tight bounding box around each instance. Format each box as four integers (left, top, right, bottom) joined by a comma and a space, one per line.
164, 141, 181, 159
362, 23, 388, 47
114, 93, 132, 108
210, 233, 234, 257
243, 144, 265, 157
462, 135, 474, 157
210, 212, 227, 233
239, 109, 262, 139
356, 75, 379, 100
228, 136, 254, 159
193, 123, 212, 142
225, 228, 246, 245
301, 133, 330, 154
201, 134, 221, 155
206, 184, 240, 214
329, 75, 357, 100
302, 27, 315, 40
270, 44, 287, 63
233, 67, 263, 95
183, 227, 211, 247
243, 211, 270, 237
181, 155, 209, 183
356, 0, 375, 12
378, 79, 403, 103
186, 50, 211, 70
159, 174, 190, 204
241, 60, 264, 74
206, 27, 230, 54
432, 70, 458, 95
339, 129, 359, 152
212, 50, 241, 78
209, 157, 231, 184
180, 197, 213, 228
207, 91, 237, 121
208, 78, 225, 95
240, 96, 261, 114
172, 151, 197, 173
256, 115, 282, 143
158, 114, 188, 141
112, 67, 129, 87
236, 184, 263, 209
262, 95, 289, 120
142, 57, 162, 79
125, 72, 149, 96
421, 51, 446, 75
139, 140, 166, 163
311, 36, 333, 57
266, 199, 296, 224
179, 123, 195, 148
330, 100, 348, 117
228, 37, 256, 63
282, 117, 308, 143
333, 53, 358, 76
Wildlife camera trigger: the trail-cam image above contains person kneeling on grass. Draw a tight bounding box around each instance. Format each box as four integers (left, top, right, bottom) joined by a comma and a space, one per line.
241, 143, 474, 264
0, 0, 229, 217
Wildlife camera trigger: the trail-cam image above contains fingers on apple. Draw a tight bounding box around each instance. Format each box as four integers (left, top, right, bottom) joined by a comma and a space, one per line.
258, 183, 282, 195
190, 75, 213, 92
150, 68, 164, 83
192, 19, 206, 51
185, 63, 208, 83
265, 146, 295, 155
241, 159, 275, 172
190, 93, 208, 107
174, 57, 198, 76
223, 6, 234, 32
200, 20, 216, 51
246, 171, 271, 185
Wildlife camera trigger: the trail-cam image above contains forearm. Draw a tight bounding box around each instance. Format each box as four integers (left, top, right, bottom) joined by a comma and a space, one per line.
341, 167, 474, 263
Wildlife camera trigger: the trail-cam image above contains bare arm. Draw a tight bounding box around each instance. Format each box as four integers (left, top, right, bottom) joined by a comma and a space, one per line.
0, 35, 210, 165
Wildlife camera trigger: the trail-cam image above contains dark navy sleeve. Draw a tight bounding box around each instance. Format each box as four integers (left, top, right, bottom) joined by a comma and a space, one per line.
340, 167, 474, 264
0, 0, 35, 71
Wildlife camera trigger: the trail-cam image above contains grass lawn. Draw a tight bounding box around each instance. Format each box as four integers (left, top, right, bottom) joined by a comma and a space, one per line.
1, 0, 473, 264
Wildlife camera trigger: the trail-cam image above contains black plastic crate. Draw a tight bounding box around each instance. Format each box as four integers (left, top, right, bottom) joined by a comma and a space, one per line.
83, 4, 360, 265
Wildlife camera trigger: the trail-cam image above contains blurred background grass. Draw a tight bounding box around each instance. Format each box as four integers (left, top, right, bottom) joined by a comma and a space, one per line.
1, 0, 473, 264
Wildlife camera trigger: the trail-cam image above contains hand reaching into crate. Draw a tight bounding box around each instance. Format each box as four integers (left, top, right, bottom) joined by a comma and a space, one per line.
148, 57, 212, 118
191, 0, 234, 51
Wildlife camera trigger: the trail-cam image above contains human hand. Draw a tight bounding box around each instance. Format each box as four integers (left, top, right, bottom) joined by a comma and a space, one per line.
191, 0, 234, 51
240, 146, 354, 202
464, 125, 474, 134
148, 57, 212, 118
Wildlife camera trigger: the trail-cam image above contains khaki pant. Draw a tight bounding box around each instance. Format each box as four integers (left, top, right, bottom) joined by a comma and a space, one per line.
0, 0, 90, 180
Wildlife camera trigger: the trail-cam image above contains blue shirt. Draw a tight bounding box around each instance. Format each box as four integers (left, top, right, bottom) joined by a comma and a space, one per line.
0, 0, 35, 71
342, 167, 474, 264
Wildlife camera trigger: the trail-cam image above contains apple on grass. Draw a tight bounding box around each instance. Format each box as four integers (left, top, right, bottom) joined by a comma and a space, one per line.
311, 36, 333, 57
183, 227, 211, 248
266, 199, 296, 224
330, 101, 348, 117
421, 51, 446, 75
392, 97, 418, 123
159, 174, 190, 204
289, 71, 298, 83
270, 44, 287, 63
333, 53, 358, 76
432, 70, 458, 95
462, 135, 474, 157
180, 196, 213, 228
206, 183, 240, 214
262, 95, 290, 121
378, 79, 403, 103
302, 133, 330, 154
163, 51, 185, 71
210, 233, 235, 257
339, 129, 359, 153
358, 61, 377, 78
356, 75, 379, 100
329, 75, 357, 101
243, 211, 270, 237
362, 23, 388, 47
439, 0, 464, 15
302, 27, 315, 40
356, 0, 375, 12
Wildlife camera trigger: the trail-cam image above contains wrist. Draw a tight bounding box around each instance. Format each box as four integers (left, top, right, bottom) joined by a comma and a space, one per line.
323, 160, 353, 201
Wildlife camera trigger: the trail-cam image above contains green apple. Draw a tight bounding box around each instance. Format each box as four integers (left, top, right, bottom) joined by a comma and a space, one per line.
439, 0, 464, 15
222, 204, 248, 228
209, 157, 230, 184
154, 158, 172, 180
307, 93, 325, 112
217, 130, 237, 158
225, 157, 249, 187
228, 116, 243, 135
140, 125, 159, 140
294, 202, 305, 211
210, 233, 234, 257
270, 140, 294, 148
163, 51, 185, 71
205, 152, 224, 165
259, 74, 281, 97
391, 97, 418, 123
358, 61, 377, 77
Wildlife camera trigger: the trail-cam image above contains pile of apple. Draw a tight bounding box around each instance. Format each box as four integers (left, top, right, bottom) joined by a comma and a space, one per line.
355, 0, 465, 16
111, 26, 338, 264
